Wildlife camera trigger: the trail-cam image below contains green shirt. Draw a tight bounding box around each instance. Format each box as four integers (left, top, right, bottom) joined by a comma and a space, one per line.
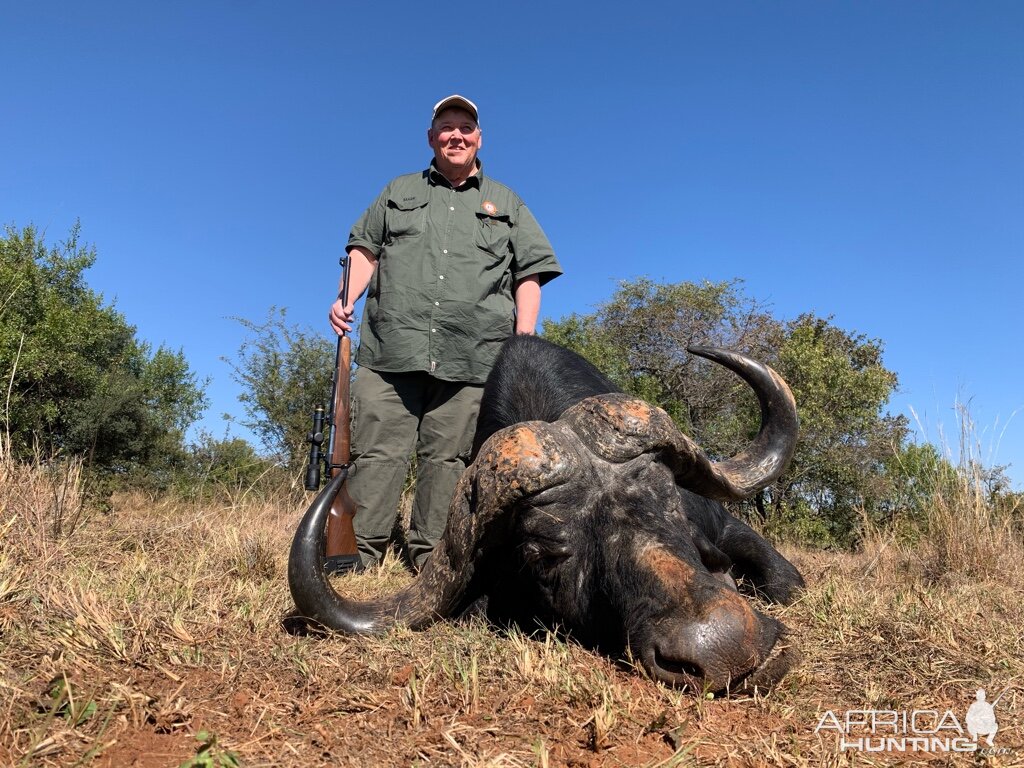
347, 163, 562, 384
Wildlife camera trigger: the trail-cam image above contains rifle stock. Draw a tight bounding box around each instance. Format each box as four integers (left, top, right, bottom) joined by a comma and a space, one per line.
324, 333, 358, 558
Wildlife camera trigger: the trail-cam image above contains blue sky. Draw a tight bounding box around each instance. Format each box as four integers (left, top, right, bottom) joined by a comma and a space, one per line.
3, 2, 1022, 487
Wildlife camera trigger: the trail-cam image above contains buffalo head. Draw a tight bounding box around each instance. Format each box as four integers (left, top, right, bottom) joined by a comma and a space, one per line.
289, 337, 803, 692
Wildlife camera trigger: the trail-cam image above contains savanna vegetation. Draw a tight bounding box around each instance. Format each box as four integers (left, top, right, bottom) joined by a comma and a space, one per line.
2, 224, 1021, 765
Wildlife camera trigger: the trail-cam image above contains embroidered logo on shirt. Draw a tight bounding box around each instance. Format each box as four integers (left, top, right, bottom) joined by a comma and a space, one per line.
481, 201, 498, 215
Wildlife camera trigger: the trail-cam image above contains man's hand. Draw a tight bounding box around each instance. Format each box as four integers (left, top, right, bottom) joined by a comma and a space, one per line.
329, 300, 357, 335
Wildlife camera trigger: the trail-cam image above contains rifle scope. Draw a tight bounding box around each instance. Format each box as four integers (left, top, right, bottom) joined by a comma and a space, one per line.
304, 405, 326, 491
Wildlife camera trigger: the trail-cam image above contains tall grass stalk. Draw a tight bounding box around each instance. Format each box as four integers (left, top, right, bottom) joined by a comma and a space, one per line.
916, 401, 1022, 584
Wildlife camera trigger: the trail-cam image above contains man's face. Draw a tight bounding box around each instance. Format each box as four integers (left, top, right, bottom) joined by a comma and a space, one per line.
428, 108, 482, 175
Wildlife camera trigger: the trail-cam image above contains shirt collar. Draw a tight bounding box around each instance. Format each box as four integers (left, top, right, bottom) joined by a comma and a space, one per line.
428, 159, 484, 189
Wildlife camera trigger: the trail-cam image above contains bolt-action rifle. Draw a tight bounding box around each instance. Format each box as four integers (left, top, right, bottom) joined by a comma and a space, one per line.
303, 253, 361, 575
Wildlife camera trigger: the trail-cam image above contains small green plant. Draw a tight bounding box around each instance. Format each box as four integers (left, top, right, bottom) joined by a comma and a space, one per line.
179, 730, 241, 768
40, 675, 97, 726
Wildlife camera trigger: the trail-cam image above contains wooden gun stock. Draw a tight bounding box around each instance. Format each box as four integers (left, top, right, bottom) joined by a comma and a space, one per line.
325, 334, 358, 558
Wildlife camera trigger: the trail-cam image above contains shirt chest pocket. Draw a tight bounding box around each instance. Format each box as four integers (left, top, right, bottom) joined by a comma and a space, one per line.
385, 196, 428, 241
475, 211, 512, 257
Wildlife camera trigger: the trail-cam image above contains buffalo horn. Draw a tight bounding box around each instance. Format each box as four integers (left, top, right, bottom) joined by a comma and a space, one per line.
287, 422, 574, 634
671, 346, 799, 500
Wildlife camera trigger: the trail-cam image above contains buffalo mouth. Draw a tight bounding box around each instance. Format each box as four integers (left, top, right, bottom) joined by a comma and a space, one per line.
733, 626, 800, 692
640, 613, 793, 692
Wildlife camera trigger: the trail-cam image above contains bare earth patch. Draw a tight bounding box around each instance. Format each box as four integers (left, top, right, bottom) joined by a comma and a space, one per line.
1, 478, 1021, 767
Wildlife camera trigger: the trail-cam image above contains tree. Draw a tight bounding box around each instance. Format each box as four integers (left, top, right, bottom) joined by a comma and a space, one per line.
225, 307, 335, 469
769, 314, 907, 543
181, 433, 285, 501
0, 224, 207, 483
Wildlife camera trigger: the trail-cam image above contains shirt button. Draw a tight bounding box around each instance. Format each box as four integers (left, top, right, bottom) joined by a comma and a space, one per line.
449, 206, 454, 211
439, 275, 445, 280
431, 328, 437, 333
443, 249, 448, 254
434, 301, 439, 306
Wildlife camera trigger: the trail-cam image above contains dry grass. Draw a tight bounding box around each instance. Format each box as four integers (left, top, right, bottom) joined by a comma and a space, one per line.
1, 452, 1022, 767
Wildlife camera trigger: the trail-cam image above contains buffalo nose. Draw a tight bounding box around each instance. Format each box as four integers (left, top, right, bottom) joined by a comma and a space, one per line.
653, 599, 777, 691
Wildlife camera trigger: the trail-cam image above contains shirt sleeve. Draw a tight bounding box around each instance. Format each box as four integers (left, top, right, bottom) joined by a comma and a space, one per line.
510, 202, 563, 286
346, 186, 388, 257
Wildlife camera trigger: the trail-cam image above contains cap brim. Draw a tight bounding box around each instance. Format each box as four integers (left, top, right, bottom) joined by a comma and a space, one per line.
432, 96, 478, 122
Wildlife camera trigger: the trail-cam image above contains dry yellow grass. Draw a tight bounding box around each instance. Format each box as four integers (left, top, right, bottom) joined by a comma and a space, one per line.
1, 454, 1021, 767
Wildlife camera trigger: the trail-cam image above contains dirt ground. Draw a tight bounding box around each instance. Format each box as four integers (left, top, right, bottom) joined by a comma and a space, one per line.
2, 486, 1022, 767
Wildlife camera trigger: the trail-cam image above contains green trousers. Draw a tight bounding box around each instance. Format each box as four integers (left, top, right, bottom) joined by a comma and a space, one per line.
347, 366, 483, 569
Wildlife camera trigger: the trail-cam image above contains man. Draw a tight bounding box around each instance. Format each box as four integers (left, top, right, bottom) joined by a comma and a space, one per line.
328, 94, 562, 571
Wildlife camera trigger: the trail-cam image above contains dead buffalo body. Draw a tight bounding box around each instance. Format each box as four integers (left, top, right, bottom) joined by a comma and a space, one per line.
289, 336, 804, 692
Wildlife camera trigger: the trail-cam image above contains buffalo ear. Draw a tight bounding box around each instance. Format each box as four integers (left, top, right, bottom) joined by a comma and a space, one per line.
712, 516, 807, 605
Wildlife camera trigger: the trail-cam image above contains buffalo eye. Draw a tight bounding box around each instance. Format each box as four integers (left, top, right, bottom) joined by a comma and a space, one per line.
520, 540, 571, 571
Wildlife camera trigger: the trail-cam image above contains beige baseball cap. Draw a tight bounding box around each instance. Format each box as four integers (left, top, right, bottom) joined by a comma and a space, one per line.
432, 94, 479, 123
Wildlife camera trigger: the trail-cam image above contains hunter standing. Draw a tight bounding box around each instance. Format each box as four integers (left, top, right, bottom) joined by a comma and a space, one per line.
328, 94, 562, 570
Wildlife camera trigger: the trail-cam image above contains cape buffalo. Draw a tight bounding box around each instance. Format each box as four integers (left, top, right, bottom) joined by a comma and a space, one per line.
289, 336, 804, 692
